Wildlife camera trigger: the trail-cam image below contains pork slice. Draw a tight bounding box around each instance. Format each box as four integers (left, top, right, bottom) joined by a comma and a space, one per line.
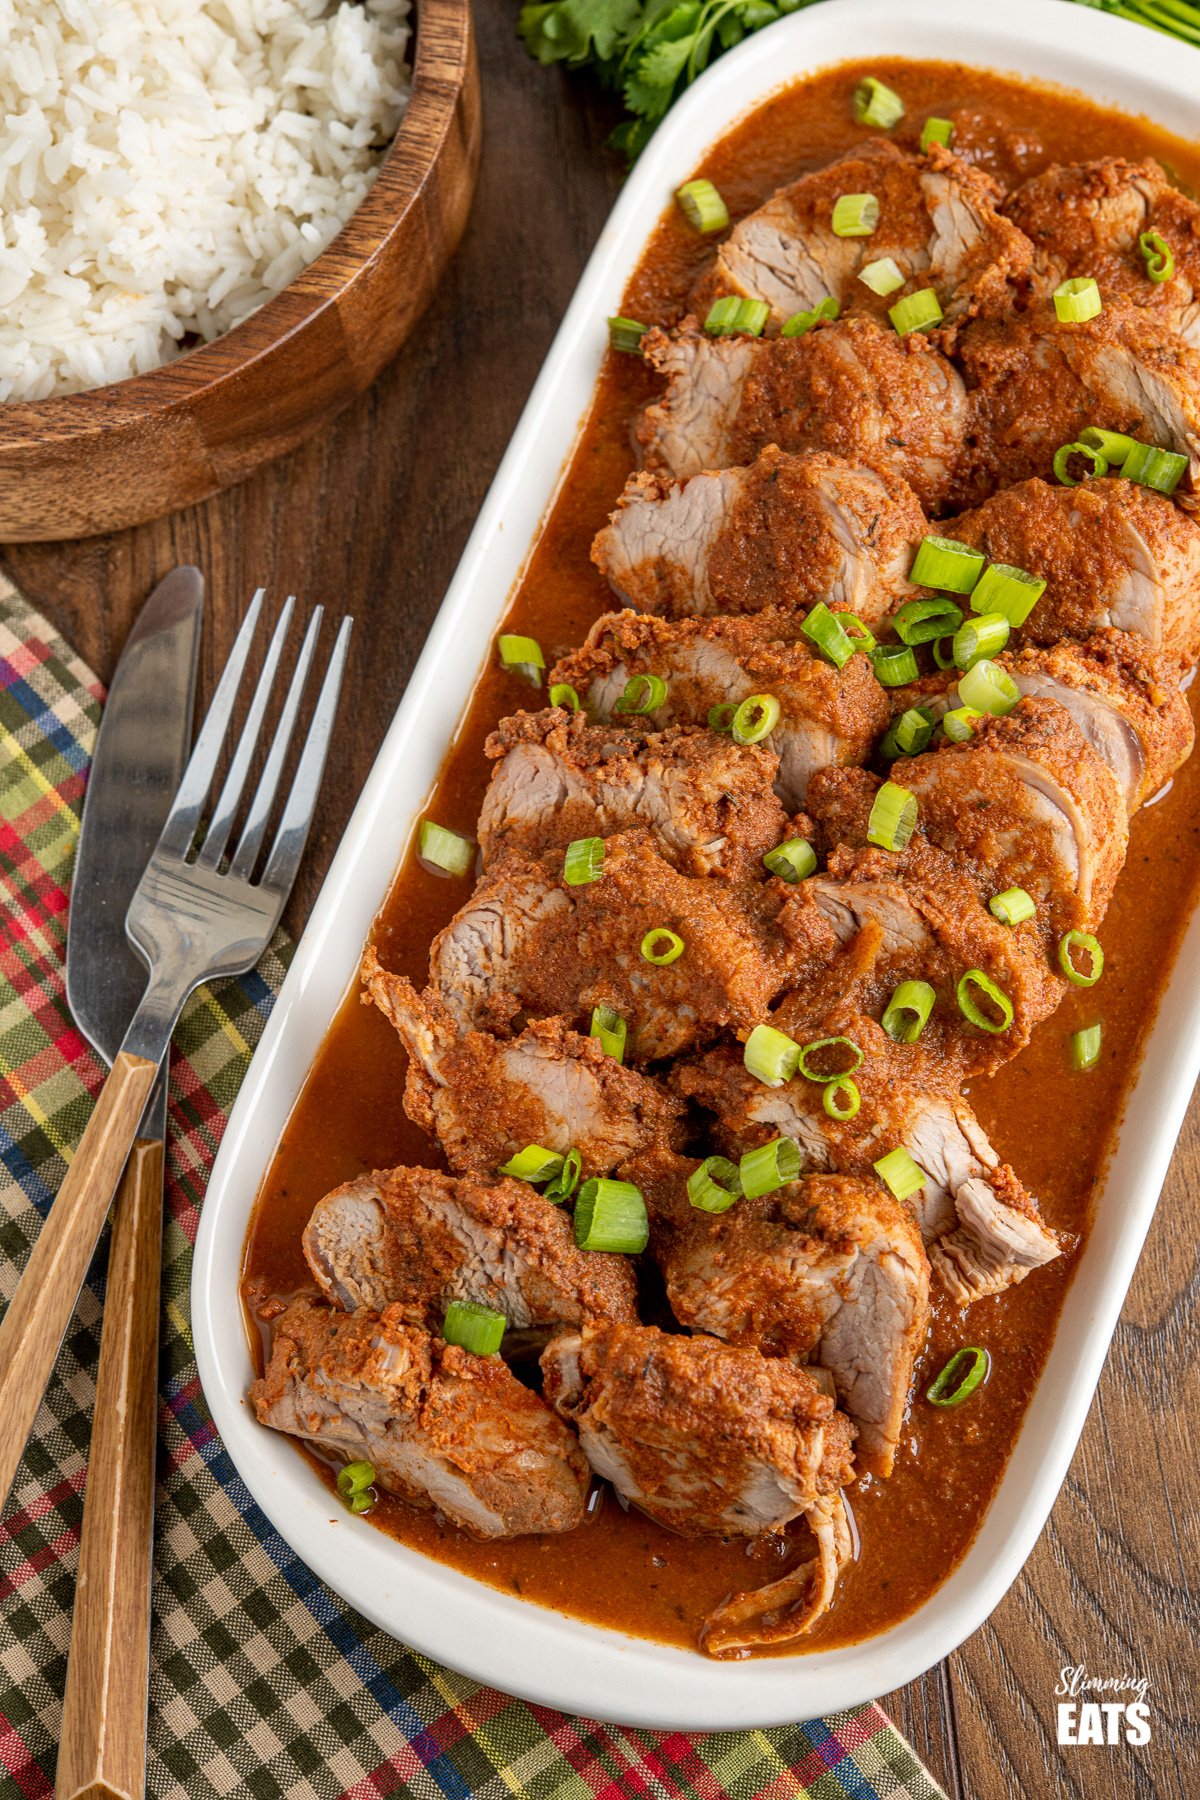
638, 326, 759, 476
304, 1168, 637, 1330
700, 1491, 853, 1657
541, 1322, 855, 1537
251, 1296, 588, 1537
479, 712, 787, 877
363, 951, 684, 1175
641, 1156, 930, 1477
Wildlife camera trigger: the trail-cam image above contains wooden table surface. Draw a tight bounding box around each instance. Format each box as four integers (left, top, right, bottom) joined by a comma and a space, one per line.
4, 8, 1196, 1796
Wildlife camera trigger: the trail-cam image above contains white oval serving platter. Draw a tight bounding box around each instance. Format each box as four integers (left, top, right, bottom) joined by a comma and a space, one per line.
193, 0, 1200, 1730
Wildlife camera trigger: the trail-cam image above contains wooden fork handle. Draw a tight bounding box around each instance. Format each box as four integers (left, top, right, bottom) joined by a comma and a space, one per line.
56, 1133, 163, 1800
0, 1052, 157, 1516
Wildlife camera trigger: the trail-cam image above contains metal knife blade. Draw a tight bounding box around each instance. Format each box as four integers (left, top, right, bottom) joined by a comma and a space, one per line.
66, 568, 204, 1093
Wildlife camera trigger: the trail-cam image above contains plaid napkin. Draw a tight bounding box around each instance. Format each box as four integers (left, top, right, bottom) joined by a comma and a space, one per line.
0, 581, 947, 1800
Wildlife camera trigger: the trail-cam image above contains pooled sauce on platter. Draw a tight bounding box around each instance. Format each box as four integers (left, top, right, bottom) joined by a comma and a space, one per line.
241, 59, 1200, 1654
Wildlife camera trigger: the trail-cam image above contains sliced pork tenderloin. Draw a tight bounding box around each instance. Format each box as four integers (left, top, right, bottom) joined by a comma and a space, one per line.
638, 316, 969, 510
479, 711, 789, 877
550, 608, 889, 810
419, 828, 816, 1062
941, 476, 1200, 666
363, 950, 684, 1175
958, 298, 1200, 503
637, 1153, 929, 1476
593, 446, 925, 627
541, 1321, 857, 1653
1004, 156, 1200, 345
303, 1167, 637, 1334
252, 1296, 589, 1537
706, 137, 1030, 335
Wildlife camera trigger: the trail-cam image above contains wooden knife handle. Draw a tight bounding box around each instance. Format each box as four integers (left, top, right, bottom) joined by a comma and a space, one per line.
55, 1134, 163, 1800
0, 1052, 158, 1516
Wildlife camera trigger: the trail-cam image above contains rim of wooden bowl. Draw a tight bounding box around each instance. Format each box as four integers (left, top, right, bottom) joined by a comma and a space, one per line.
0, 0, 473, 452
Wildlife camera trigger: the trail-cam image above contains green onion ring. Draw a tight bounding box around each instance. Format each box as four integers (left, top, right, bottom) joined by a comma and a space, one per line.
796, 1035, 864, 1083
640, 927, 685, 965
956, 968, 1014, 1033
926, 1346, 990, 1407
1058, 929, 1104, 987
881, 979, 936, 1044
739, 1135, 802, 1199
731, 693, 781, 745
615, 672, 667, 715
823, 1076, 861, 1121
687, 1155, 742, 1214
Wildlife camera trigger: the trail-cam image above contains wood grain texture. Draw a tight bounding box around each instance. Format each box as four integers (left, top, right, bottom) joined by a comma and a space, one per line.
0, 1053, 157, 1516
56, 1137, 164, 1800
0, 0, 481, 542
4, 10, 1196, 1795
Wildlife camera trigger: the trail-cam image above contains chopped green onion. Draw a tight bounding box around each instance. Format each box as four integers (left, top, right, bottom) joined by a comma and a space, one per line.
932, 635, 958, 671
952, 610, 1010, 671
781, 296, 840, 337
740, 1135, 802, 1199
882, 979, 936, 1044
832, 192, 880, 237
796, 1035, 864, 1082
676, 178, 729, 234
838, 613, 876, 652
564, 836, 604, 886
868, 781, 918, 852
337, 1461, 376, 1499
550, 682, 580, 712
870, 644, 920, 687
574, 1178, 649, 1253
926, 1346, 989, 1407
1072, 1023, 1103, 1071
1053, 439, 1108, 486
608, 316, 648, 354
687, 1155, 742, 1214
859, 256, 905, 296
1058, 929, 1104, 987
958, 658, 1020, 716
910, 536, 986, 593
498, 633, 545, 685
731, 693, 780, 744
346, 1490, 376, 1516
880, 706, 934, 759
418, 820, 475, 878
763, 837, 817, 883
1079, 426, 1137, 467
890, 287, 943, 335
704, 295, 771, 337
590, 1003, 626, 1063
824, 1076, 861, 1121
874, 1145, 926, 1200
707, 701, 737, 733
801, 601, 858, 668
989, 886, 1035, 927
744, 1022, 802, 1086
1139, 229, 1174, 283
893, 596, 963, 645
641, 927, 685, 965
499, 1145, 564, 1183
969, 563, 1046, 627
544, 1148, 583, 1203
853, 76, 904, 129
1123, 441, 1188, 496
920, 116, 954, 152
1054, 276, 1102, 323
956, 968, 1014, 1034
615, 672, 667, 714
942, 704, 982, 741
444, 1300, 506, 1356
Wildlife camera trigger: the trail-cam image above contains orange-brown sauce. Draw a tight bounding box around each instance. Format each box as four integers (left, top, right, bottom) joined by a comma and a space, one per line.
242, 60, 1200, 1654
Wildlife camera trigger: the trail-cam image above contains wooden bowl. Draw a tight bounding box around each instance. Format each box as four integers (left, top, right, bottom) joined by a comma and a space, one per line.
0, 0, 480, 543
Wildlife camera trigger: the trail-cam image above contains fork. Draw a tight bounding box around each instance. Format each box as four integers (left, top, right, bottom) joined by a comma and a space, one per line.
0, 592, 352, 1515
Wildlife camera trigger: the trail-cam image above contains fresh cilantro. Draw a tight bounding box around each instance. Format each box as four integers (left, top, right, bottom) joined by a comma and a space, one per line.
519, 0, 1200, 159
518, 1, 816, 158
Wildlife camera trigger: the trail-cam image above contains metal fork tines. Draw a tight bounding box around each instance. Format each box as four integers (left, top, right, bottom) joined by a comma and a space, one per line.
123, 594, 351, 1064
0, 589, 352, 1519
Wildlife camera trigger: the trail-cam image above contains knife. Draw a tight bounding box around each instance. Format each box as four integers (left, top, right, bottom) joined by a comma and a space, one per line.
58, 567, 203, 1800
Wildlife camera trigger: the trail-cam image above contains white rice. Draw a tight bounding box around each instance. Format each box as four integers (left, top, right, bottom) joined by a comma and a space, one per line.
0, 0, 412, 401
